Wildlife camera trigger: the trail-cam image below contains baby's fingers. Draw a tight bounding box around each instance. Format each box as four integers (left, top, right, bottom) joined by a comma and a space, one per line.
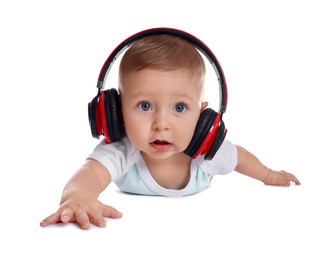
274, 171, 301, 186
61, 207, 91, 229
40, 208, 80, 228
60, 208, 74, 223
87, 204, 122, 228
264, 170, 301, 187
74, 208, 90, 229
102, 205, 123, 219
40, 211, 63, 227
283, 171, 301, 185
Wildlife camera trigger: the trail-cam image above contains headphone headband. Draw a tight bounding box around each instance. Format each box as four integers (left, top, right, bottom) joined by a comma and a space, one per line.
96, 27, 227, 113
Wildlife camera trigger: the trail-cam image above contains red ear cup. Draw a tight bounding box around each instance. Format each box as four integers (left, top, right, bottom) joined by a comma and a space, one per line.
184, 108, 227, 160
88, 95, 100, 139
203, 118, 227, 160
103, 89, 125, 142
88, 88, 125, 143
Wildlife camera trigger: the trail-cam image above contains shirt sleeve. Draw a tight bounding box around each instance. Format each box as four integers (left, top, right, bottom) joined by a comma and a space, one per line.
87, 136, 139, 182
195, 139, 238, 176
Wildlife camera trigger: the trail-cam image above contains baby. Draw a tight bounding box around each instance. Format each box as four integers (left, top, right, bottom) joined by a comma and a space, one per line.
40, 29, 300, 229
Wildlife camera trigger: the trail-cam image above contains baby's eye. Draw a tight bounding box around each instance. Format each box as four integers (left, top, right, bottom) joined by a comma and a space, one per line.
174, 103, 186, 113
138, 102, 151, 111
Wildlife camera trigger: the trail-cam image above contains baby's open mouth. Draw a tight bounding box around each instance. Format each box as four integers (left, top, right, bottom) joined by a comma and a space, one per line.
152, 140, 170, 145
150, 140, 172, 151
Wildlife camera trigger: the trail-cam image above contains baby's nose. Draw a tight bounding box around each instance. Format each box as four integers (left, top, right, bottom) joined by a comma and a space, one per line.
152, 111, 170, 131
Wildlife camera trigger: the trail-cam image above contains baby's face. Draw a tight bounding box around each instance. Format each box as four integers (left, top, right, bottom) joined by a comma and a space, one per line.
120, 69, 206, 161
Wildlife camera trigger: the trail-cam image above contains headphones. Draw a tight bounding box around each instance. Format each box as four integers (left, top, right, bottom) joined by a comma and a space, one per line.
88, 27, 228, 160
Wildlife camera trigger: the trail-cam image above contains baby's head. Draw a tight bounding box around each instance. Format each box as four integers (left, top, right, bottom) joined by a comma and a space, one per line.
118, 34, 209, 160
119, 34, 206, 94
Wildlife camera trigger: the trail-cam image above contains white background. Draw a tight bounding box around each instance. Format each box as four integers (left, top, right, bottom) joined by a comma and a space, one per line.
1, 0, 329, 259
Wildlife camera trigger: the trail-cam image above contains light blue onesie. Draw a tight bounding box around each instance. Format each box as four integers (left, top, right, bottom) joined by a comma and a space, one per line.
88, 136, 237, 197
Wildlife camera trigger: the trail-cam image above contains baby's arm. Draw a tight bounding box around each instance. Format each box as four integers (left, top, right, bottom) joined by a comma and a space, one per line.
40, 159, 122, 229
235, 145, 301, 186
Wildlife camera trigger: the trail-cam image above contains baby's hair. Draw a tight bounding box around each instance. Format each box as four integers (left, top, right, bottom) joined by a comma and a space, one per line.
119, 34, 206, 88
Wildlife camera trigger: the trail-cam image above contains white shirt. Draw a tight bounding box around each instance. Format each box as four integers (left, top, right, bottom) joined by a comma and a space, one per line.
88, 136, 237, 197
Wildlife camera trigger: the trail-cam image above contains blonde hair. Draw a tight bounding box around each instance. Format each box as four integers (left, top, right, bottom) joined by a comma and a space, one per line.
119, 34, 206, 88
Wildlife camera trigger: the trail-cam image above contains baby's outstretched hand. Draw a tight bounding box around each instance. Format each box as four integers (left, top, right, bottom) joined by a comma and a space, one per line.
263, 169, 301, 187
40, 199, 122, 229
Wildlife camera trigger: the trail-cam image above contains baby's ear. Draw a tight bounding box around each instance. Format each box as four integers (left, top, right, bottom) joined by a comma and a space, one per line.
201, 101, 208, 111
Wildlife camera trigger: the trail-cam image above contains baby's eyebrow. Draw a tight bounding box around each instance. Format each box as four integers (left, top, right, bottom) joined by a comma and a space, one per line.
125, 92, 149, 99
171, 93, 197, 102
125, 90, 198, 103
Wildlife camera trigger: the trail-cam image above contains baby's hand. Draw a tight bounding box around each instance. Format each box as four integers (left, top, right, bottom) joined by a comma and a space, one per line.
40, 199, 122, 229
263, 169, 301, 187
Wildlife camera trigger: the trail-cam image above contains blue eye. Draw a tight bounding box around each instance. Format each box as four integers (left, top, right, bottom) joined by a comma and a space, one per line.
175, 103, 186, 113
138, 102, 151, 111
